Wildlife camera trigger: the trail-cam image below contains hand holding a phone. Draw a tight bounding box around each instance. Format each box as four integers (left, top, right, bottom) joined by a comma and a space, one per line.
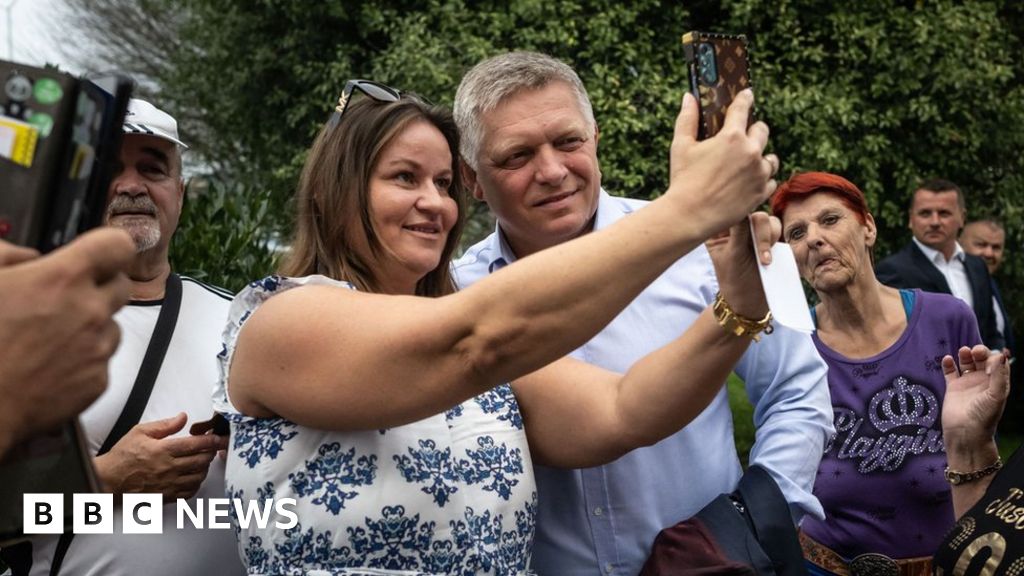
94, 412, 229, 499
665, 88, 779, 240
0, 229, 134, 457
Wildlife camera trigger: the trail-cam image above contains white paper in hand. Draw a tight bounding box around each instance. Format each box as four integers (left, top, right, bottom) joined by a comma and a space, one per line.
750, 219, 814, 333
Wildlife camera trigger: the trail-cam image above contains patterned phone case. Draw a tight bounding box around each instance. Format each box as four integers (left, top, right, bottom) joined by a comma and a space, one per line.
681, 32, 753, 140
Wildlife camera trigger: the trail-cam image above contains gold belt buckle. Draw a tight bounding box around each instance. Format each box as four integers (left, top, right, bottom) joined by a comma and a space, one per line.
849, 553, 899, 576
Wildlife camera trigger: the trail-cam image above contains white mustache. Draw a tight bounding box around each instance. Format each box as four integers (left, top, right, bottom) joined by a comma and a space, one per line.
107, 195, 158, 217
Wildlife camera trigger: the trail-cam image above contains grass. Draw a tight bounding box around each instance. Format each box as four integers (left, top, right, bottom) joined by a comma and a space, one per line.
727, 374, 756, 467
727, 374, 1023, 466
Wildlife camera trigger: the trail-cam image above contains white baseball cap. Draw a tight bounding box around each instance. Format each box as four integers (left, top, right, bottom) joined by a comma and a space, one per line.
122, 98, 188, 149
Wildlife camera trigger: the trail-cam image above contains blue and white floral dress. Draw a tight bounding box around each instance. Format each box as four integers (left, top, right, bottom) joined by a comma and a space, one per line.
213, 275, 538, 576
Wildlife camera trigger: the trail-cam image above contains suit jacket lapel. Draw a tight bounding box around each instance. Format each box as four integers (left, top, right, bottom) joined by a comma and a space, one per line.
991, 277, 1016, 353
907, 242, 952, 293
992, 278, 1006, 310
964, 255, 988, 302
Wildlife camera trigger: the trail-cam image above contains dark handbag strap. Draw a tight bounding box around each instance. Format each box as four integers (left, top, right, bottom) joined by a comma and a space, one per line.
48, 273, 183, 576
639, 466, 806, 576
736, 465, 808, 576
97, 274, 183, 455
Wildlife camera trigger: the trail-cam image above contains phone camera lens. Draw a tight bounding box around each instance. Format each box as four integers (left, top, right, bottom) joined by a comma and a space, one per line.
697, 43, 718, 86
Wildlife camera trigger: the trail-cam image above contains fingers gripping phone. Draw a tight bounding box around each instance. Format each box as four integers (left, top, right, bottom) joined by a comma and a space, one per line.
681, 32, 753, 140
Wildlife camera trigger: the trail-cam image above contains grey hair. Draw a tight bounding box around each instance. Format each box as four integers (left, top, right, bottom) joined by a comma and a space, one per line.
454, 51, 596, 170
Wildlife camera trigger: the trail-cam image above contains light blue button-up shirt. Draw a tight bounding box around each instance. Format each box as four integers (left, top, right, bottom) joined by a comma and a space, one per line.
453, 190, 833, 576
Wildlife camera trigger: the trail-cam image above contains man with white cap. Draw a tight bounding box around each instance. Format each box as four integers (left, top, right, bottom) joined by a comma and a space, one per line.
9, 99, 245, 575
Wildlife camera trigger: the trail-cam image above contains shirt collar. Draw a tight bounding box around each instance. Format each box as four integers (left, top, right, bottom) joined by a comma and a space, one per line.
486, 188, 614, 272
486, 226, 518, 273
592, 188, 621, 230
913, 236, 965, 264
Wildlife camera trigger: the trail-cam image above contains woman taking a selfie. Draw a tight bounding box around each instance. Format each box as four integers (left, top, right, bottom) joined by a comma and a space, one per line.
215, 79, 780, 575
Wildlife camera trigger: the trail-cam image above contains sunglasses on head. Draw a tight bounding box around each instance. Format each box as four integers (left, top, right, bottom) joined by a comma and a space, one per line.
327, 79, 430, 128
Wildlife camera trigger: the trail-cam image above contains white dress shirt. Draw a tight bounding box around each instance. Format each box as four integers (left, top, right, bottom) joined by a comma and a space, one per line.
454, 190, 834, 576
993, 295, 1006, 336
912, 237, 974, 310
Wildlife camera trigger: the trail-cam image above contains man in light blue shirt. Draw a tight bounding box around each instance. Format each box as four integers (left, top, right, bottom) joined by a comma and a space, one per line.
452, 51, 833, 576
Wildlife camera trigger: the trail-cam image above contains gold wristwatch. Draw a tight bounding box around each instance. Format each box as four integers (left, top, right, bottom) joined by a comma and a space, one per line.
712, 292, 773, 342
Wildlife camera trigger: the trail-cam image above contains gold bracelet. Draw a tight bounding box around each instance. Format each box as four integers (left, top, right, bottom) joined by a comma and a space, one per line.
712, 292, 773, 342
944, 457, 1003, 486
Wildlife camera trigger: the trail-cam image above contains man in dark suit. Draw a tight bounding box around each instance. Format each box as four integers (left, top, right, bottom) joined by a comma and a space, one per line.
960, 217, 1020, 431
875, 178, 1004, 350
961, 218, 1014, 355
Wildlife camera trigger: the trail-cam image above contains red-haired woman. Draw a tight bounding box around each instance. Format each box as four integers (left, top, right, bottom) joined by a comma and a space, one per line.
771, 172, 992, 574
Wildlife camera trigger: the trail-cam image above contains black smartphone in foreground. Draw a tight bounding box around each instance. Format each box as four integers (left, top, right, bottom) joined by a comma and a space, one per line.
0, 60, 133, 545
0, 60, 132, 252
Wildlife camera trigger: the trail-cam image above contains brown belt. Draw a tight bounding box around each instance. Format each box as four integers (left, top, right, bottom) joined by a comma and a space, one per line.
799, 531, 933, 576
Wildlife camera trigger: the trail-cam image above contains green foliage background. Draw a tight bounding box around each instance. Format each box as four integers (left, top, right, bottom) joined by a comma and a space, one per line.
137, 0, 1022, 317
170, 180, 279, 292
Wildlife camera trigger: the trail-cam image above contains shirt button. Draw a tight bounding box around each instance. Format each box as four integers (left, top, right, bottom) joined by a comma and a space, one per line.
593, 506, 603, 516
604, 562, 614, 574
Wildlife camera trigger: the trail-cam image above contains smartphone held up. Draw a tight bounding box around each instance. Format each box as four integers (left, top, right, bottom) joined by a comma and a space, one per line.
0, 60, 132, 253
681, 31, 753, 140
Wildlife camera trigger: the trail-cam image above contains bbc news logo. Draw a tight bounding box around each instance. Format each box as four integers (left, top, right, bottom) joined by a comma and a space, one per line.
24, 494, 298, 534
